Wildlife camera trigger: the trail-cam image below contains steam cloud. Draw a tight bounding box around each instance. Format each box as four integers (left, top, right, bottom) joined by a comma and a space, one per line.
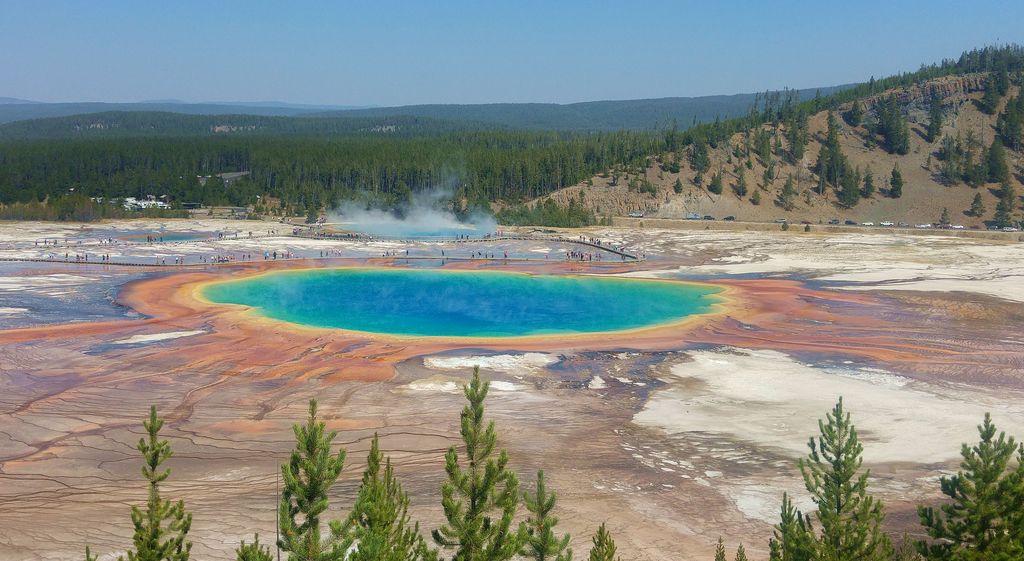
327, 190, 497, 238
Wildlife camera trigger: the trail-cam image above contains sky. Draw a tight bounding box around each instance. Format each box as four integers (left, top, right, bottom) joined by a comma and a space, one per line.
2, 0, 1023, 107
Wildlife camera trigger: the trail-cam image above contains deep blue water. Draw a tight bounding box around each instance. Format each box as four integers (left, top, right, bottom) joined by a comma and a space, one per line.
201, 268, 721, 337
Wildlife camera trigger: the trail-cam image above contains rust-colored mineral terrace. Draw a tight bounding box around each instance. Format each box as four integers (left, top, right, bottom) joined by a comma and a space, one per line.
2, 224, 1024, 561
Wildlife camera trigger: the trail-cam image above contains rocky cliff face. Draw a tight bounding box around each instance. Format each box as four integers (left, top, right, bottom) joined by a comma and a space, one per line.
865, 74, 986, 108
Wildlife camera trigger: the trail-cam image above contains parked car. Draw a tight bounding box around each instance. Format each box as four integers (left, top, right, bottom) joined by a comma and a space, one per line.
861, 222, 874, 226
774, 218, 788, 223
897, 222, 910, 228
951, 224, 965, 230
844, 220, 857, 225
703, 215, 715, 220
628, 211, 644, 218
686, 212, 701, 220
723, 215, 736, 221
800, 220, 812, 225
880, 221, 894, 227
828, 219, 840, 225
916, 223, 933, 229
1003, 226, 1021, 232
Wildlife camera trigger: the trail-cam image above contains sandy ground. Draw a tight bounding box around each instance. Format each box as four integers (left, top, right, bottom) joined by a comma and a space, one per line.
1, 220, 1024, 561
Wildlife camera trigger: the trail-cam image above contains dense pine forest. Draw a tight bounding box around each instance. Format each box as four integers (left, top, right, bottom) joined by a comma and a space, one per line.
91, 369, 1024, 561
0, 131, 658, 220
0, 45, 1022, 226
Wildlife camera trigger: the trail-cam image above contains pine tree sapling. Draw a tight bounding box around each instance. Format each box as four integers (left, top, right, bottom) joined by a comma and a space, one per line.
81, 407, 194, 561
434, 367, 526, 561
278, 399, 351, 561
714, 537, 727, 561
522, 471, 572, 561
917, 414, 1024, 560
237, 534, 273, 561
768, 493, 813, 561
587, 524, 618, 561
799, 398, 891, 561
348, 434, 436, 561
733, 544, 748, 561
125, 406, 193, 561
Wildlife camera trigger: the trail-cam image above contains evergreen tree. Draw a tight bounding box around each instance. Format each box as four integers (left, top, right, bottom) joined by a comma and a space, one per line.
521, 471, 572, 561
119, 406, 193, 561
845, 100, 863, 127
734, 171, 748, 197
815, 112, 849, 189
995, 65, 1011, 96
733, 544, 748, 561
714, 537, 727, 561
751, 190, 762, 205
799, 398, 892, 561
587, 524, 618, 561
785, 110, 810, 163
348, 434, 436, 561
840, 167, 862, 208
768, 493, 814, 561
970, 193, 986, 217
917, 414, 1024, 560
940, 207, 951, 226
778, 175, 797, 211
434, 368, 525, 561
981, 79, 1000, 114
891, 537, 922, 561
673, 178, 683, 194
996, 92, 1024, 150
889, 165, 904, 199
927, 96, 944, 143
236, 535, 273, 561
690, 140, 710, 174
278, 400, 351, 561
763, 161, 776, 187
861, 167, 875, 199
874, 96, 910, 154
709, 170, 724, 195
994, 183, 1018, 227
987, 140, 1010, 184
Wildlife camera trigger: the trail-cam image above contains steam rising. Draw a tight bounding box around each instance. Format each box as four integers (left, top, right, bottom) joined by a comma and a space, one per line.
328, 190, 496, 238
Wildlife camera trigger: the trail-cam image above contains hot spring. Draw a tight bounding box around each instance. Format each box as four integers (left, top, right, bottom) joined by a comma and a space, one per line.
201, 269, 722, 337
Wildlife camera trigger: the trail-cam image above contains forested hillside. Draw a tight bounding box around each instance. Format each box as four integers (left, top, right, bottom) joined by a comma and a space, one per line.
539, 45, 1024, 229
1, 45, 1023, 227
0, 130, 658, 217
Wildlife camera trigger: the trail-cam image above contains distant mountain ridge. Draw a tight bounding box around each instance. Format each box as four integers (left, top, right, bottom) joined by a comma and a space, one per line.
0, 101, 338, 124
0, 97, 40, 105
0, 85, 854, 131
308, 85, 855, 131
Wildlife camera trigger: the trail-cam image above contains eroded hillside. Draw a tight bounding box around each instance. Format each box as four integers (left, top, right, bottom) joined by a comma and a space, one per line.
543, 73, 1023, 228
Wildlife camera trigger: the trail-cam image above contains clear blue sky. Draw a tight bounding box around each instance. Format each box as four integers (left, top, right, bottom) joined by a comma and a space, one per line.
2, 0, 1022, 106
